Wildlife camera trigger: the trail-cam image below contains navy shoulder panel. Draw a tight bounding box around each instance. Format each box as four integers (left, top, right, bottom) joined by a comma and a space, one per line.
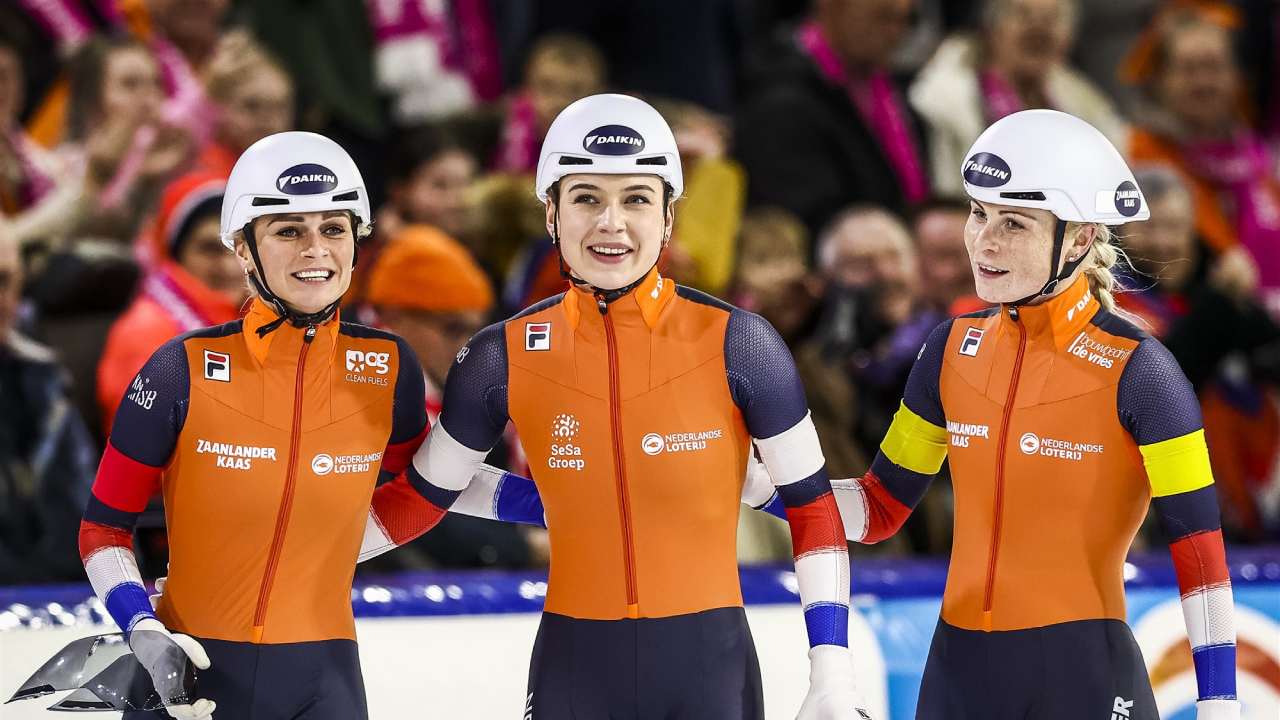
109, 336, 193, 467
958, 307, 999, 320
511, 292, 567, 320
1089, 308, 1149, 342
902, 319, 952, 427
675, 285, 736, 314
439, 321, 510, 451
179, 319, 244, 342
338, 321, 400, 342
1117, 336, 1202, 445
724, 308, 809, 439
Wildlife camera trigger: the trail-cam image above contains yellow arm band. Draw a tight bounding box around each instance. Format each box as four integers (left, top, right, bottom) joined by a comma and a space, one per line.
879, 401, 949, 475
1140, 429, 1215, 498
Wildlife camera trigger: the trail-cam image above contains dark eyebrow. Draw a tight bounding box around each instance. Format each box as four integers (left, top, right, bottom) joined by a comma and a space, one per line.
267, 215, 307, 225
996, 209, 1038, 222
624, 185, 657, 193
565, 183, 600, 193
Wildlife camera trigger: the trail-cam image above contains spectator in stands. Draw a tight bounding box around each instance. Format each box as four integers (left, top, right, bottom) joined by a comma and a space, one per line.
0, 35, 80, 249
0, 226, 98, 584
912, 198, 983, 315
798, 207, 941, 472
1127, 7, 1280, 319
735, 0, 928, 238
909, 0, 1127, 197
196, 31, 294, 178
385, 123, 479, 241
655, 97, 745, 297
363, 225, 541, 569
1119, 164, 1280, 542
96, 171, 244, 434
494, 34, 605, 173
727, 207, 819, 344
64, 35, 192, 244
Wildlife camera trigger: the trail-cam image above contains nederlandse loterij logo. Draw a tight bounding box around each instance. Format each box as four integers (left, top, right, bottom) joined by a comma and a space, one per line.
640, 428, 724, 456
548, 414, 584, 470
311, 451, 382, 476
1019, 431, 1103, 461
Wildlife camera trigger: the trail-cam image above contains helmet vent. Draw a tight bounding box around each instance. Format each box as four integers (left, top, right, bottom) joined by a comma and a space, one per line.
635, 157, 667, 166
331, 190, 360, 202
558, 156, 593, 166
999, 191, 1046, 201
251, 197, 290, 207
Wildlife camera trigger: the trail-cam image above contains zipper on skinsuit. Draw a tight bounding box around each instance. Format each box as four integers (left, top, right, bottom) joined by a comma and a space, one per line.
982, 307, 1027, 632
596, 293, 639, 618
252, 324, 316, 643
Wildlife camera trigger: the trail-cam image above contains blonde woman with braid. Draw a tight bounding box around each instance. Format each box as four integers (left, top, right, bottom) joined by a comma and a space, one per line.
750, 110, 1239, 719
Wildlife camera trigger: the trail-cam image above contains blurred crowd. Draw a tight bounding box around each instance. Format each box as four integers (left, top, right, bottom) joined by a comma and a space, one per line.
1, 0, 1277, 584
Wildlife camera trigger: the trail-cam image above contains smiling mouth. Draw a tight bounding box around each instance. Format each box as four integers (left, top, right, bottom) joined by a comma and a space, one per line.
976, 262, 1009, 277
587, 244, 633, 261
291, 269, 335, 283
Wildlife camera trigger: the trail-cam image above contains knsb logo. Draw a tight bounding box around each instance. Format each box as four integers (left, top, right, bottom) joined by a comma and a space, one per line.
1114, 181, 1142, 218
582, 125, 645, 156
958, 327, 985, 357
962, 152, 1012, 188
276, 163, 338, 195
549, 414, 585, 470
345, 350, 391, 386
126, 374, 156, 411
641, 428, 724, 456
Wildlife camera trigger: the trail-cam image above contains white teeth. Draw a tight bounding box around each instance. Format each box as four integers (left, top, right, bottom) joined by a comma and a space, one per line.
293, 270, 332, 281
591, 247, 629, 256
978, 264, 1006, 273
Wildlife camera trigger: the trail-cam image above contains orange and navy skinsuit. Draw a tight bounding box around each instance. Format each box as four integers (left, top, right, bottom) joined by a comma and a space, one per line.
817, 275, 1235, 714
77, 298, 456, 713
407, 270, 849, 715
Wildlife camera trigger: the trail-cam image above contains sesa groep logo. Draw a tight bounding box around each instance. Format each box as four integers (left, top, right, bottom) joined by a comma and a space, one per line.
963, 152, 1012, 188
548, 414, 585, 471
345, 349, 390, 386
276, 163, 338, 195
582, 125, 645, 156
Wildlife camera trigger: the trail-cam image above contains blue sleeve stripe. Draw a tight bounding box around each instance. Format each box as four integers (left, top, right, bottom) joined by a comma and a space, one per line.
1191, 643, 1237, 700
803, 602, 849, 648
756, 492, 786, 520
407, 465, 462, 510
775, 470, 832, 508
870, 453, 934, 509
84, 494, 141, 531
104, 582, 154, 635
1152, 485, 1223, 541
494, 473, 547, 527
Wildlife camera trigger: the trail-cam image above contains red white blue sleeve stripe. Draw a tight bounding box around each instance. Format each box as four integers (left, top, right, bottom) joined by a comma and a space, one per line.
754, 412, 850, 648
79, 441, 161, 636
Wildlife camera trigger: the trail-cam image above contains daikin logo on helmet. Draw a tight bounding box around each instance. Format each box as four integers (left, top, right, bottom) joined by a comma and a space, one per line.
276, 163, 339, 195
963, 153, 1012, 188
1113, 181, 1141, 217
582, 125, 645, 155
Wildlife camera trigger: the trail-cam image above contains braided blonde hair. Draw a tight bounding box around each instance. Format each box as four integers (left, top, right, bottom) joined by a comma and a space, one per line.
1071, 222, 1131, 314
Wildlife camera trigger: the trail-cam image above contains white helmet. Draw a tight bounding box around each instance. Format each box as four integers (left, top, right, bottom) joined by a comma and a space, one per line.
961, 109, 1149, 224
534, 93, 683, 202
220, 131, 372, 249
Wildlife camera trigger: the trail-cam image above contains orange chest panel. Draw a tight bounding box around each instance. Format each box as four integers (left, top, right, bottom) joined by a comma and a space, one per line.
937, 302, 1149, 631
505, 285, 751, 619
157, 321, 400, 643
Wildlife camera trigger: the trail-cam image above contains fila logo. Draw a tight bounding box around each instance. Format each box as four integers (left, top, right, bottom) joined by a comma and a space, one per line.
203, 350, 230, 382
1110, 696, 1134, 719
526, 322, 551, 351
958, 328, 985, 357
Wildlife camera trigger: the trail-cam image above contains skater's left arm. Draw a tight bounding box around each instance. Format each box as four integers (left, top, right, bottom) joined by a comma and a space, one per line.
1120, 338, 1238, 718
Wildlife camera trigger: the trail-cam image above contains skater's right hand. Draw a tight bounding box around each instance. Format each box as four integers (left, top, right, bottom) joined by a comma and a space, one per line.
148, 575, 166, 610
795, 645, 875, 720
128, 618, 216, 720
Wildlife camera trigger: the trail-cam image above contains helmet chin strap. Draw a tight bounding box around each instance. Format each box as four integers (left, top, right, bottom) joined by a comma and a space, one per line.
241, 222, 346, 338
1008, 218, 1092, 307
